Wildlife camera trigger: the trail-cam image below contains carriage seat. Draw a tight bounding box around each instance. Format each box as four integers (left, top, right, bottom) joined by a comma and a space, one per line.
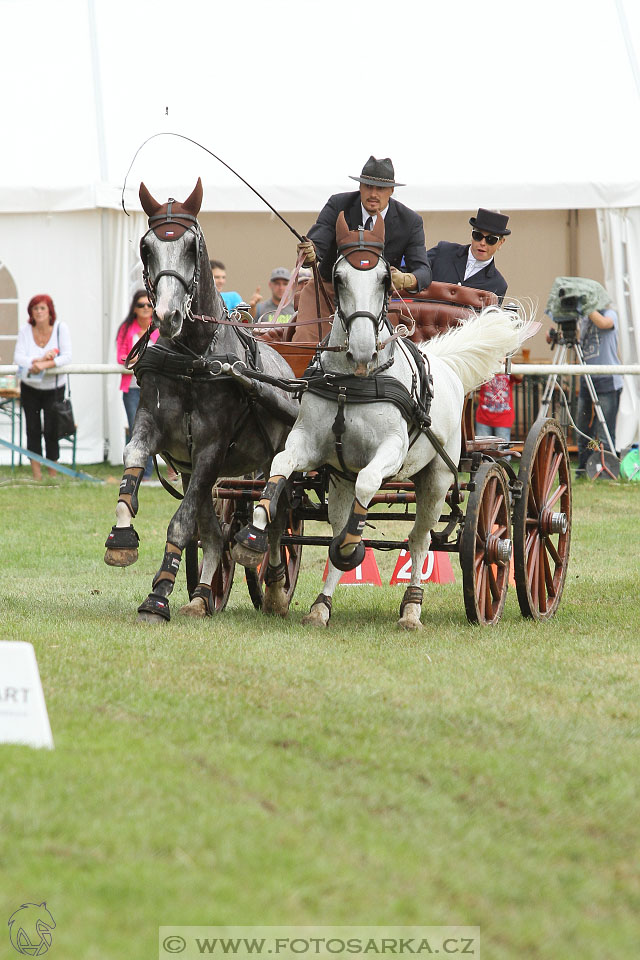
388, 281, 498, 344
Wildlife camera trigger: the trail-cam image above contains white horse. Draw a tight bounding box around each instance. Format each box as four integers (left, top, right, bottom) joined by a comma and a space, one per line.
233, 213, 534, 629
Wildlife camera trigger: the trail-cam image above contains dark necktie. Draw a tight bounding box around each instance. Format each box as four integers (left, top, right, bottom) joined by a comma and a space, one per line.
364, 216, 373, 230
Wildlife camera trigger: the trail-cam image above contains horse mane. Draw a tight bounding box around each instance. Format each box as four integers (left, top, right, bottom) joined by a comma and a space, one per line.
420, 303, 537, 394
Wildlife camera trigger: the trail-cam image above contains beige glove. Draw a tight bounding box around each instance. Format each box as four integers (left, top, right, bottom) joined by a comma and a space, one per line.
391, 269, 417, 292
297, 239, 317, 265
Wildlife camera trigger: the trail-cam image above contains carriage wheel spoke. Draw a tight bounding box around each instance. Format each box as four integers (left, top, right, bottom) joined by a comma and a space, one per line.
478, 562, 487, 610
543, 542, 555, 597
531, 439, 547, 506
527, 534, 539, 592
487, 563, 500, 602
488, 489, 504, 530
484, 569, 494, 620
541, 451, 562, 504
545, 537, 562, 566
546, 481, 567, 511
479, 484, 491, 537
537, 542, 547, 612
541, 436, 556, 496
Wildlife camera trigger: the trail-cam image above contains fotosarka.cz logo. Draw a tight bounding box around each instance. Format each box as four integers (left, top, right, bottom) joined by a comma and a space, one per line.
158, 926, 481, 960
8, 902, 56, 956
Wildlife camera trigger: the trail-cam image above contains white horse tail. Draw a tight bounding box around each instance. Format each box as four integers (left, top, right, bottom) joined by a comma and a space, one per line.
419, 304, 537, 394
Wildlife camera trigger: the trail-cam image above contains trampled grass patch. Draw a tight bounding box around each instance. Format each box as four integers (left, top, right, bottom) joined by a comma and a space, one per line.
1, 465, 639, 959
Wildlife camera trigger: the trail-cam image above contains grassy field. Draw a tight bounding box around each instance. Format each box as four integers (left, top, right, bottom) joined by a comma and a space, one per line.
1, 463, 639, 959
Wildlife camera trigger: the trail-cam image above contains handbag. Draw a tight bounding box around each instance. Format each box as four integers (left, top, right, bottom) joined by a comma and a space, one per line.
53, 322, 76, 439
53, 394, 76, 440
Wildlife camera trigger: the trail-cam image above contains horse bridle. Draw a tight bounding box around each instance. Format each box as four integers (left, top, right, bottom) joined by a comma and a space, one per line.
140, 201, 203, 316
332, 229, 391, 342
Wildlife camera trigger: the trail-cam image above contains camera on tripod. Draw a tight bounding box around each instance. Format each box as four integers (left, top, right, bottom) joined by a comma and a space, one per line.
550, 289, 585, 344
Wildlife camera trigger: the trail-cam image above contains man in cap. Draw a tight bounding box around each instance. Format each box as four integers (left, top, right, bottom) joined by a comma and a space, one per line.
297, 156, 431, 293
427, 209, 510, 298
255, 267, 296, 322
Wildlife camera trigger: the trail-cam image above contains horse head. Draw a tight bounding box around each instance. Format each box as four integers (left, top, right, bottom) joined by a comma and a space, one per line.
333, 211, 390, 376
139, 178, 216, 339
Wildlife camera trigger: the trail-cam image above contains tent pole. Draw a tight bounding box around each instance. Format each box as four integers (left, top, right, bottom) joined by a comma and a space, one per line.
568, 209, 578, 275
87, 0, 110, 458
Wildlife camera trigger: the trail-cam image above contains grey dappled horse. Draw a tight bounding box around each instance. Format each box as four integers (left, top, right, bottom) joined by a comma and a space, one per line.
233, 212, 533, 629
104, 179, 298, 622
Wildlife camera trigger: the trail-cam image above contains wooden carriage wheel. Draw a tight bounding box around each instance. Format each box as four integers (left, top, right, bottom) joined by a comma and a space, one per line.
182, 491, 238, 613
460, 462, 512, 625
207, 495, 237, 612
246, 510, 304, 611
512, 418, 572, 620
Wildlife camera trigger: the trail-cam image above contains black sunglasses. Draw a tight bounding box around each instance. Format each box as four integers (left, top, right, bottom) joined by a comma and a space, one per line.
471, 230, 501, 246
135, 301, 152, 308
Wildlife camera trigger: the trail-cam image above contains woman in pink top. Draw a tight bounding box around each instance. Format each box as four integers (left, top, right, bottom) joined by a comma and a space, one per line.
116, 290, 159, 479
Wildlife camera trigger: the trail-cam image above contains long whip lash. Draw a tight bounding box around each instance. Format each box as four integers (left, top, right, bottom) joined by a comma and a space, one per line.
121, 131, 304, 241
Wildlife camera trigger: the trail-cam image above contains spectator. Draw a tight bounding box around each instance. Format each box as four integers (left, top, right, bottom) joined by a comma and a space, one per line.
210, 259, 260, 314
475, 373, 522, 445
574, 302, 623, 478
116, 290, 159, 481
427, 208, 510, 298
14, 293, 72, 480
255, 267, 296, 323
296, 267, 313, 293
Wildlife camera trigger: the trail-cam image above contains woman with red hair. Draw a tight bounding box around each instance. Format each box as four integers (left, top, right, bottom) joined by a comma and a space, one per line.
14, 294, 72, 480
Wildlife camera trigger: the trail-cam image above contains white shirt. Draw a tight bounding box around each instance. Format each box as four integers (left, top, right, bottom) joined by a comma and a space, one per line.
464, 250, 493, 281
14, 320, 72, 390
360, 204, 389, 229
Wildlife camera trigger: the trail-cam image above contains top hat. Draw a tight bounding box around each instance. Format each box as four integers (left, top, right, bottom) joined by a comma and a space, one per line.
349, 156, 405, 188
469, 208, 511, 236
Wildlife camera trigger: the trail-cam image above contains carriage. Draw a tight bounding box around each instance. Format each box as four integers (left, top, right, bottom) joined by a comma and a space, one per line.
188, 282, 572, 627
105, 181, 571, 628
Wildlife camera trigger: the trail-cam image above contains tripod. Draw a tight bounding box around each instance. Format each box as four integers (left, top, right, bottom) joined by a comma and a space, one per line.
537, 327, 616, 457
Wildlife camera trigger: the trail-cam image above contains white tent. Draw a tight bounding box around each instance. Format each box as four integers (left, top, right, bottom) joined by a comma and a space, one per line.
1, 0, 639, 463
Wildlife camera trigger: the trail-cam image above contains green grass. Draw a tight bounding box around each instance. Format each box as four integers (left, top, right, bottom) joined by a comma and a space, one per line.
1, 464, 639, 959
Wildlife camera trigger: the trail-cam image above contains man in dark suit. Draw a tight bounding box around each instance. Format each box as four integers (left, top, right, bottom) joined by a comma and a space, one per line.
297, 156, 431, 293
427, 208, 510, 298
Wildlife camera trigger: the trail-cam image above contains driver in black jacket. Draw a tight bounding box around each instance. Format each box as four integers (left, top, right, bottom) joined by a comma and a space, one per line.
297, 156, 431, 293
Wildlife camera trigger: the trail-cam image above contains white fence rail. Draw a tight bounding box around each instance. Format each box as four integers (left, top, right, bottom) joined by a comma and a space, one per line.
0, 364, 639, 377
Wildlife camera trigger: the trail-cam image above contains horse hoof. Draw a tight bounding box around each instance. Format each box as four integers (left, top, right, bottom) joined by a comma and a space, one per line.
178, 597, 208, 618
104, 548, 138, 567
136, 611, 168, 625
262, 587, 289, 618
328, 536, 366, 572
231, 542, 264, 569
397, 615, 423, 631
137, 592, 170, 622
302, 606, 330, 628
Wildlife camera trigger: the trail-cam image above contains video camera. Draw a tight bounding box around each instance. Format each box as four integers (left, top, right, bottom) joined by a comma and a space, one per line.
548, 288, 585, 344
554, 289, 584, 325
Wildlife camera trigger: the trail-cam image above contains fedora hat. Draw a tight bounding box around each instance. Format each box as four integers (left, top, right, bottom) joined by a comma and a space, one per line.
469, 208, 511, 236
349, 156, 405, 188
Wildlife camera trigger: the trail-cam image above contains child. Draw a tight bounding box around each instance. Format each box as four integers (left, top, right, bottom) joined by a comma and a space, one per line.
475, 372, 522, 443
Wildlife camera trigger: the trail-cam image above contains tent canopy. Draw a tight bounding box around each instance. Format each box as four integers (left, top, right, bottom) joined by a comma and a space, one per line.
2, 0, 640, 214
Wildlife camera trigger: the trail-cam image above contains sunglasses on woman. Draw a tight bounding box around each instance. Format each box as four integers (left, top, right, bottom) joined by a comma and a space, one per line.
136, 301, 152, 308
471, 230, 501, 246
